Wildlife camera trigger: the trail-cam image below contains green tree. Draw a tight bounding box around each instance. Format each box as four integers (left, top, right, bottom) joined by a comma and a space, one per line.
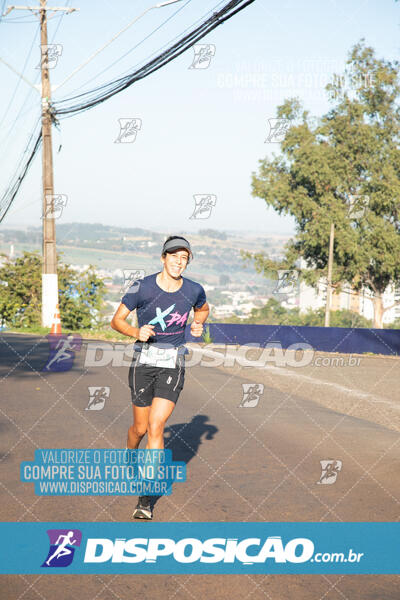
0, 251, 41, 327
0, 251, 107, 329
386, 317, 400, 329
58, 259, 107, 330
246, 41, 400, 328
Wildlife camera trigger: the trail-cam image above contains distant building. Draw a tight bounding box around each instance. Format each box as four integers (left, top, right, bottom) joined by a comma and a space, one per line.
212, 304, 236, 318
68, 263, 91, 272
235, 302, 257, 314
298, 278, 325, 312
296, 258, 400, 324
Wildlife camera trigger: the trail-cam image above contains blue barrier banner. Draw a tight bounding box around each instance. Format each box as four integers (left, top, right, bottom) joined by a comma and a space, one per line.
185, 324, 400, 356
0, 522, 398, 574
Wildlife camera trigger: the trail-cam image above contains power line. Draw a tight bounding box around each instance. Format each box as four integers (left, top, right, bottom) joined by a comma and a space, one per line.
2, 13, 41, 20
55, 0, 189, 93
54, 0, 256, 117
1, 16, 58, 23
59, 0, 236, 101
110, 0, 227, 82
0, 0, 256, 224
1, 116, 41, 197
0, 126, 42, 223
0, 23, 40, 131
0, 0, 70, 154
2, 0, 79, 330
0, 0, 7, 25
0, 0, 72, 225
57, 0, 195, 99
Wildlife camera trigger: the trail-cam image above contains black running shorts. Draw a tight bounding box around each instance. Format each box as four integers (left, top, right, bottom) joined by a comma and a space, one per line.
128, 352, 185, 407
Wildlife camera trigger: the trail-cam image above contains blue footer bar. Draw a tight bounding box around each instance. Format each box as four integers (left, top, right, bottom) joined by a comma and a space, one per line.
0, 522, 398, 574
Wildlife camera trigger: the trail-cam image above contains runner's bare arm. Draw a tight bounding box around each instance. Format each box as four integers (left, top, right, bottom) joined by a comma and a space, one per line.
110, 303, 155, 341
191, 302, 210, 337
193, 302, 210, 323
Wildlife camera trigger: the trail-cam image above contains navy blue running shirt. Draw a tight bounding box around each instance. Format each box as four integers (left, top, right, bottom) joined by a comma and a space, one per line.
121, 273, 207, 348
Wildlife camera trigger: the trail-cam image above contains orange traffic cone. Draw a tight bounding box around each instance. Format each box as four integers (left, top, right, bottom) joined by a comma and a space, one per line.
50, 304, 62, 335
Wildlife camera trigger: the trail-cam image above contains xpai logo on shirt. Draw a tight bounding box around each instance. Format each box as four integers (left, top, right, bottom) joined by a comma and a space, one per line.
148, 305, 188, 331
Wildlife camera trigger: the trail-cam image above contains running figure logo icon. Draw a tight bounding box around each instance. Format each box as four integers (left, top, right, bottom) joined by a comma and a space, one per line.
347, 194, 369, 221
120, 269, 145, 294
189, 44, 216, 69
42, 334, 82, 372
189, 194, 217, 220
239, 383, 264, 408
317, 459, 342, 485
36, 44, 63, 69
114, 118, 142, 143
85, 386, 110, 410
265, 118, 291, 143
42, 194, 68, 219
41, 529, 82, 568
273, 270, 299, 295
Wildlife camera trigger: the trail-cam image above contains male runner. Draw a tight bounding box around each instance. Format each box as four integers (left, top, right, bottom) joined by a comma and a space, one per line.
111, 236, 209, 519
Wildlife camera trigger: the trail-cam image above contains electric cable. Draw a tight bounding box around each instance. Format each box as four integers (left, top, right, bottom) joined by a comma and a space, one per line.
53, 0, 256, 117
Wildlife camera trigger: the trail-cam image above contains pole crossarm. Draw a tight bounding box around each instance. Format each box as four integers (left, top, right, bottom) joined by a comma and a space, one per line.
3, 5, 78, 16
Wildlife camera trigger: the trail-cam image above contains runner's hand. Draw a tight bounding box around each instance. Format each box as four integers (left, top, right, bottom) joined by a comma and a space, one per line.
138, 324, 155, 341
190, 320, 203, 337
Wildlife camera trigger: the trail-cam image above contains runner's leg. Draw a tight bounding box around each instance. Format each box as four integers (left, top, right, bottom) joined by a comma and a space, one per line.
127, 405, 150, 449
146, 397, 176, 449
131, 397, 174, 520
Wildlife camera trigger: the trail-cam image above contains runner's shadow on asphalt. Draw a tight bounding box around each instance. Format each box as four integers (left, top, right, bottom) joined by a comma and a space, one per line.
150, 415, 218, 511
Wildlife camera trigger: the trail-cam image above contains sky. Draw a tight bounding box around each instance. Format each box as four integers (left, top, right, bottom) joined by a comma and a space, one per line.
0, 0, 399, 240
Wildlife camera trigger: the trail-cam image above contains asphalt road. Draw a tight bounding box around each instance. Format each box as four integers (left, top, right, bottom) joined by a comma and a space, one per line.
0, 333, 399, 599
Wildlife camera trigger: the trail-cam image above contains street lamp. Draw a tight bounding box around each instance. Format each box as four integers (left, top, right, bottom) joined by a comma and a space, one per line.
156, 0, 182, 6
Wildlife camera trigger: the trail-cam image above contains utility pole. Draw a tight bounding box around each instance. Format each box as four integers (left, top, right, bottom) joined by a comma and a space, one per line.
324, 222, 335, 327
40, 0, 58, 328
5, 2, 77, 327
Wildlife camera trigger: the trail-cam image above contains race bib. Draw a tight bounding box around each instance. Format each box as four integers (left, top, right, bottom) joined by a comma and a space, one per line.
138, 345, 178, 369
